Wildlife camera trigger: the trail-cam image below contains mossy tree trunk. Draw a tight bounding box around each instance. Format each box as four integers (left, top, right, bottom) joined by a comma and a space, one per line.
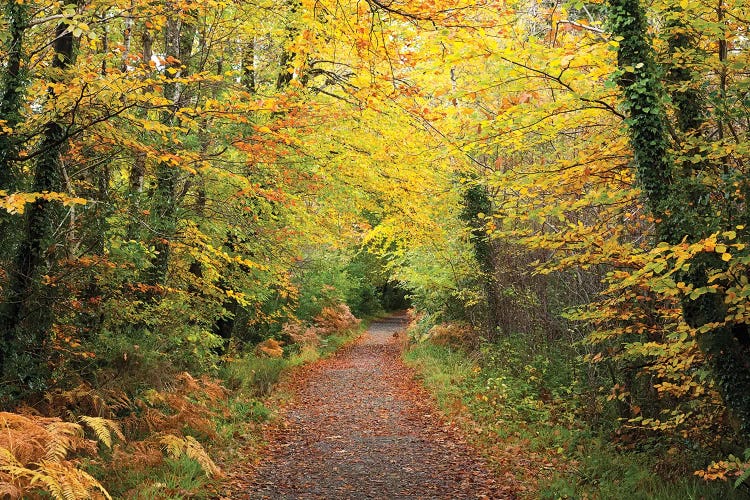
0, 1, 30, 265
608, 0, 750, 434
0, 14, 80, 394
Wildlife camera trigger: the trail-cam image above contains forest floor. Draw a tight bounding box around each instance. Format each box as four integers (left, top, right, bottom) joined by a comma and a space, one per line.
221, 313, 518, 499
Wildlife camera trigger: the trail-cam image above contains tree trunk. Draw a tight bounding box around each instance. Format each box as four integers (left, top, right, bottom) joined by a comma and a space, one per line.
242, 38, 257, 93
145, 12, 196, 286
0, 0, 27, 191
125, 27, 153, 241
0, 15, 79, 392
276, 1, 301, 90
0, 1, 30, 264
461, 183, 503, 338
608, 0, 750, 434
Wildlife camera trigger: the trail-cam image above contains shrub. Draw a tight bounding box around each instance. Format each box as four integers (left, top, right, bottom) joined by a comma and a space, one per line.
281, 320, 321, 347
314, 303, 360, 335
427, 322, 479, 350
254, 339, 284, 358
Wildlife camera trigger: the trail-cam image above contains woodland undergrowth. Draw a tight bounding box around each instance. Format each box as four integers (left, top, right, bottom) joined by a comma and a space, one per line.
0, 304, 363, 499
404, 315, 745, 500
4, 0, 750, 495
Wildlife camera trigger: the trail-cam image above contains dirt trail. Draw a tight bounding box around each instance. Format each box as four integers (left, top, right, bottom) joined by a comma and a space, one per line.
228, 314, 517, 499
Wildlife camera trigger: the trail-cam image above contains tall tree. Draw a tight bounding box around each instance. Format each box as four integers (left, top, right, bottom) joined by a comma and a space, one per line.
145, 6, 197, 286
608, 0, 750, 433
125, 23, 154, 242
460, 182, 503, 337
0, 7, 82, 391
0, 0, 30, 262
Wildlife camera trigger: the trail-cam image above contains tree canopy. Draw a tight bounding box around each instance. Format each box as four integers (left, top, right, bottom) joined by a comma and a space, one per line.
3, 0, 750, 495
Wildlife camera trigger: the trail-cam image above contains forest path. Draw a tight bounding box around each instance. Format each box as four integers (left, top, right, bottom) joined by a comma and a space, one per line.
225, 313, 517, 499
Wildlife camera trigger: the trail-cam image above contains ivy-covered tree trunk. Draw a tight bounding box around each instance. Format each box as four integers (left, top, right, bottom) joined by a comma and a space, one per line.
0, 16, 79, 393
0, 1, 26, 185
608, 0, 750, 434
607, 0, 673, 236
0, 0, 29, 264
461, 183, 503, 338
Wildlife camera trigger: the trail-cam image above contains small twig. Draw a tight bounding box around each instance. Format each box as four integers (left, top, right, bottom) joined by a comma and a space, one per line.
557, 20, 606, 36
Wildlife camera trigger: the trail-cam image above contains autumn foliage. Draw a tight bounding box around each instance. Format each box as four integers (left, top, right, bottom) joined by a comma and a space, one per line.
0, 0, 750, 496
0, 412, 115, 499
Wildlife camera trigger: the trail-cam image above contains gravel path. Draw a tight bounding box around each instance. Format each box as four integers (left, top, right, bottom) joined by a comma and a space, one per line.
229, 314, 518, 499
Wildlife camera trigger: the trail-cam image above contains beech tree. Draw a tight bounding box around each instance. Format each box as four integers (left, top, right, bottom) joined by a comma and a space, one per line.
1, 0, 750, 492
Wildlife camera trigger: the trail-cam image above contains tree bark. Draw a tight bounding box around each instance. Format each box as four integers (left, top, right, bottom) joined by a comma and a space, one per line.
608, 0, 750, 434
242, 38, 257, 93
276, 1, 301, 90
145, 11, 196, 286
461, 183, 503, 338
0, 13, 79, 392
0, 1, 30, 265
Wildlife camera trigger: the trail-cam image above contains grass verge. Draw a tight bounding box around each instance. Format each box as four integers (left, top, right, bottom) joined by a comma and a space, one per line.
403, 340, 742, 499
92, 322, 367, 499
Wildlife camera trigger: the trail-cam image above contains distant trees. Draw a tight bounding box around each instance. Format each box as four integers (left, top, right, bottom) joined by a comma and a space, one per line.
1, 0, 750, 485
0, 0, 417, 402
348, 0, 750, 479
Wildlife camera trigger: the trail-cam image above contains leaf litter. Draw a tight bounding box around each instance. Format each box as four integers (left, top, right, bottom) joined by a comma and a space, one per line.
222, 314, 519, 499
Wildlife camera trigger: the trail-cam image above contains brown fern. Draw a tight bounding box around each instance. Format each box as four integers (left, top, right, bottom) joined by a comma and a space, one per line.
158, 434, 222, 478
314, 303, 361, 335
255, 339, 284, 358
45, 386, 110, 419
0, 412, 114, 499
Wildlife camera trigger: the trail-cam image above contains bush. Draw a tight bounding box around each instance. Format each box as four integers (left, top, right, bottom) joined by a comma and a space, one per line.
254, 339, 284, 358
314, 303, 361, 335
404, 337, 745, 499
281, 320, 321, 347
426, 322, 479, 350
293, 255, 354, 322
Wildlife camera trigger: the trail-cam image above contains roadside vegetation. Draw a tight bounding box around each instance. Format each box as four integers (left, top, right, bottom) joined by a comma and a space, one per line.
3, 0, 750, 497
405, 319, 744, 499
0, 297, 367, 499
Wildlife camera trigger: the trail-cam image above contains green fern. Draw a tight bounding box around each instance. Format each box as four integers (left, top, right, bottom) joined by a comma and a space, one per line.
735, 448, 750, 489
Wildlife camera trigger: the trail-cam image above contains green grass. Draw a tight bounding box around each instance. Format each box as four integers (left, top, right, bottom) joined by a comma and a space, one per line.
221, 355, 288, 396
214, 323, 366, 442
89, 456, 216, 500
220, 323, 365, 396
130, 457, 215, 500
404, 341, 744, 500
